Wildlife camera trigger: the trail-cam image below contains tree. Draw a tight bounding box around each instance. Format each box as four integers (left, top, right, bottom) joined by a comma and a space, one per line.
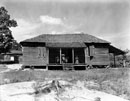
0, 7, 17, 53
115, 49, 130, 67
123, 49, 130, 67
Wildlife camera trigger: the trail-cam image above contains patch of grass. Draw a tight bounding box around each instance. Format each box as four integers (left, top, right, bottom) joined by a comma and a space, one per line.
0, 68, 128, 83
0, 68, 130, 100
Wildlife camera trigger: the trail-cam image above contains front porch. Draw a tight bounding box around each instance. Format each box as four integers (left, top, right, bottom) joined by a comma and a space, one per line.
48, 48, 87, 70
47, 64, 87, 70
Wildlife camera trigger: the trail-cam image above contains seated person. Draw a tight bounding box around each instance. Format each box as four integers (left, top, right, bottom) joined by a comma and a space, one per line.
55, 56, 60, 63
75, 56, 79, 64
62, 54, 68, 63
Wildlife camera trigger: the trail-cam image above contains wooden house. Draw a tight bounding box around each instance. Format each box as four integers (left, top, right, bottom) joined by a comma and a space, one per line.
0, 50, 22, 64
20, 33, 125, 70
0, 41, 22, 64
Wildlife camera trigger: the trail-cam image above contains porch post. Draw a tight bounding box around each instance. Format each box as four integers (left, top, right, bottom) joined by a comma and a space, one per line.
46, 48, 49, 64
46, 48, 49, 70
72, 48, 74, 64
84, 47, 88, 64
113, 54, 116, 67
84, 47, 89, 69
60, 48, 61, 64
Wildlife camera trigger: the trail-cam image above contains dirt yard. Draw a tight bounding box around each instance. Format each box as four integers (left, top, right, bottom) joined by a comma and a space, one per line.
0, 64, 130, 101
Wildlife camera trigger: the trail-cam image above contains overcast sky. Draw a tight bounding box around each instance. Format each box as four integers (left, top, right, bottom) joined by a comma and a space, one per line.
0, 0, 130, 50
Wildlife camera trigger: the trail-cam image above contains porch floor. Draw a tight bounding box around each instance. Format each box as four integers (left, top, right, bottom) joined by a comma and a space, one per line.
47, 63, 87, 70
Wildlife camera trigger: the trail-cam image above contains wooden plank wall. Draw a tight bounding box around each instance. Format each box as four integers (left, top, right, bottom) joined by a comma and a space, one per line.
22, 47, 47, 66
89, 45, 110, 66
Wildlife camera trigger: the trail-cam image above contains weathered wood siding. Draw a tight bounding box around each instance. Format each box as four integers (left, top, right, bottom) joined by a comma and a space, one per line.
89, 46, 110, 66
22, 47, 47, 66
89, 45, 95, 56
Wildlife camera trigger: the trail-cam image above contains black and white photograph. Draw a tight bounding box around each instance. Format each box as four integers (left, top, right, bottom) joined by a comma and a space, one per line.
0, 0, 130, 101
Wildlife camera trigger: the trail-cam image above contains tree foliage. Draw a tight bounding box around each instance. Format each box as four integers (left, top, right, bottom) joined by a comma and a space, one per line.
0, 6, 17, 53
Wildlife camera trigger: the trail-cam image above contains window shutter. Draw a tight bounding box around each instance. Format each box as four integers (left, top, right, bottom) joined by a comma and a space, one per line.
89, 45, 95, 56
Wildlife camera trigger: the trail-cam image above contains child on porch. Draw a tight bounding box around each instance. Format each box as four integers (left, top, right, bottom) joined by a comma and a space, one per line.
62, 54, 68, 63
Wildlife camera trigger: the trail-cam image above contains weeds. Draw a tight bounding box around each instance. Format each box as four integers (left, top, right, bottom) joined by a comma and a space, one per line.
0, 68, 130, 99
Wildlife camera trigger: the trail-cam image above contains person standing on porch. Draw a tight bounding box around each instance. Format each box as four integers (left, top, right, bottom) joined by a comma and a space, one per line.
61, 54, 68, 63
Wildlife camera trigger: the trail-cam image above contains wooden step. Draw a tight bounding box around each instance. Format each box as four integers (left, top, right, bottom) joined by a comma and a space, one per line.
62, 63, 74, 70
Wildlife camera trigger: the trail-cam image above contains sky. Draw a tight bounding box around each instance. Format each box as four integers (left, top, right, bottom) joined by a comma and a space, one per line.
0, 0, 130, 50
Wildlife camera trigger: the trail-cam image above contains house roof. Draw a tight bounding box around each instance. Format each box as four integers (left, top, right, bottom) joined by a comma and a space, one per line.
3, 50, 22, 55
20, 33, 110, 44
46, 42, 86, 48
109, 45, 125, 55
20, 33, 125, 55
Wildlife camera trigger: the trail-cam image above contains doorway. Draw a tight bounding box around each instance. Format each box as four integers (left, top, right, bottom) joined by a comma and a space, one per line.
61, 48, 72, 63
49, 48, 60, 64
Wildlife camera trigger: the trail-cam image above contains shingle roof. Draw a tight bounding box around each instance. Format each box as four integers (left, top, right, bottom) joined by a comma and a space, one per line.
109, 45, 125, 55
46, 42, 86, 48
20, 33, 110, 43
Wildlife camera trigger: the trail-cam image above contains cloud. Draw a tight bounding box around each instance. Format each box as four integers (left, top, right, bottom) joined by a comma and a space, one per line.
98, 33, 130, 50
38, 15, 80, 34
112, 34, 130, 50
11, 19, 39, 42
40, 15, 64, 25
10, 16, 79, 42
